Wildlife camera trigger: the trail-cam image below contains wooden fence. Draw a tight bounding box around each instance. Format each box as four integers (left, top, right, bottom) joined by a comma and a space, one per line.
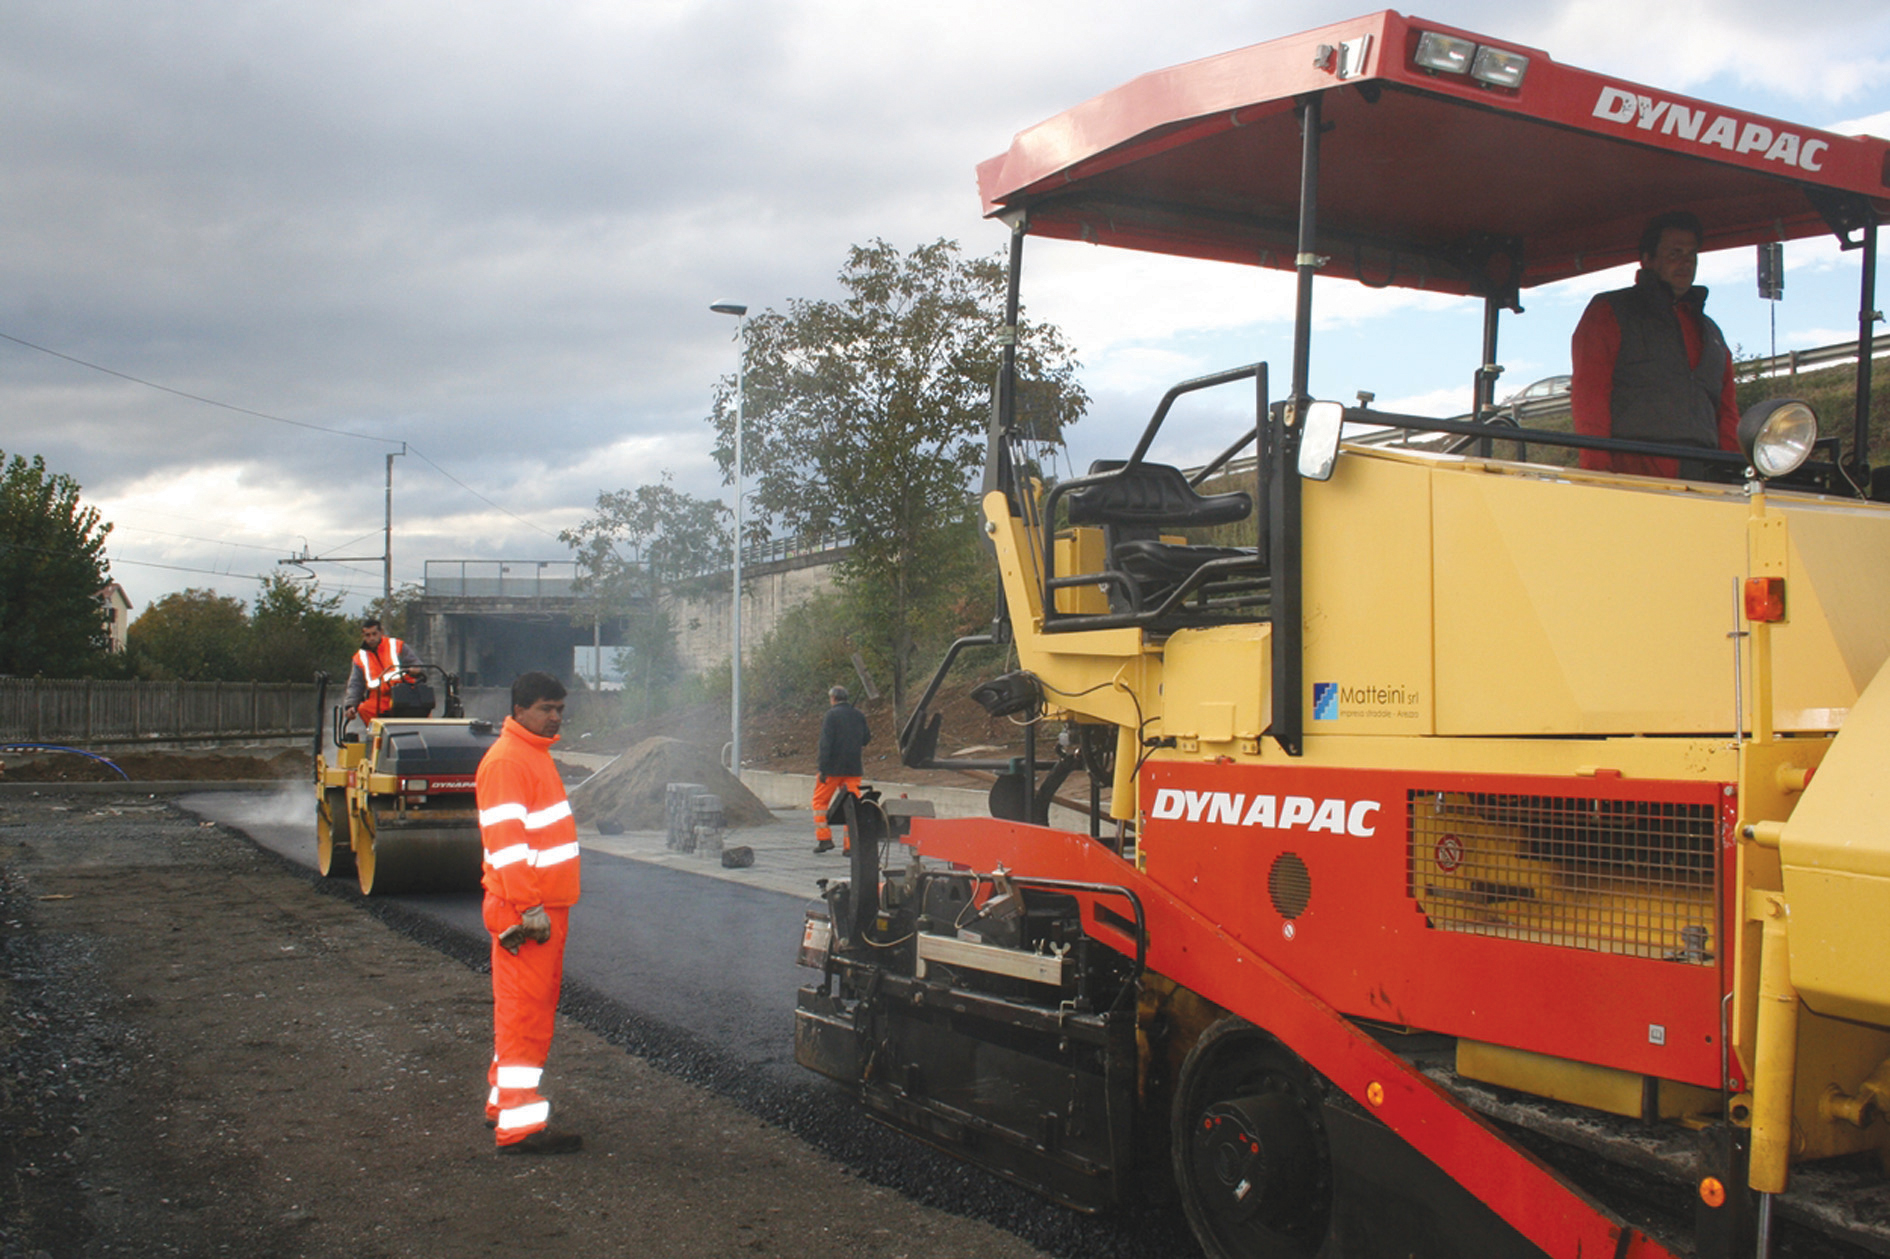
0, 679, 320, 745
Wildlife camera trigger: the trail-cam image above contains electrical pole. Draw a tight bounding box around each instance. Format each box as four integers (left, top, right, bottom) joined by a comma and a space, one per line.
281, 447, 405, 608
385, 443, 406, 607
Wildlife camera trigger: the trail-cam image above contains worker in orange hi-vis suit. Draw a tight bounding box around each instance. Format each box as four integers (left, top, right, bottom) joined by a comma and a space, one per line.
475, 670, 583, 1155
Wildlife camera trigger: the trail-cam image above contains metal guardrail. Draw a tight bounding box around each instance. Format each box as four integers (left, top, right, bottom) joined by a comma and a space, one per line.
736, 531, 851, 568
424, 560, 581, 598
0, 679, 318, 744
1742, 335, 1890, 382
424, 534, 852, 599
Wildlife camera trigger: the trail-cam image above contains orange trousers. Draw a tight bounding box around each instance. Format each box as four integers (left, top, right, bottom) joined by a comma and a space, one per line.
811, 775, 863, 850
483, 894, 570, 1146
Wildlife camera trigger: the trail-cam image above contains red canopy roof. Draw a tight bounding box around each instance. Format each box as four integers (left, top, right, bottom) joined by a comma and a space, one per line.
978, 11, 1890, 295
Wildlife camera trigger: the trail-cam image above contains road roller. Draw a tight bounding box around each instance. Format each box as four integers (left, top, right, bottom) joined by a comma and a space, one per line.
311, 667, 497, 896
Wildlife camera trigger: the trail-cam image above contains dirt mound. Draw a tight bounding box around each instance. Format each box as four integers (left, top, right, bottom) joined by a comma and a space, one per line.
0, 746, 311, 783
569, 737, 774, 831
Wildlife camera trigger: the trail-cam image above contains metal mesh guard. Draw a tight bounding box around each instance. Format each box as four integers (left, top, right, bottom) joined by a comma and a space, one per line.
1408, 789, 1716, 964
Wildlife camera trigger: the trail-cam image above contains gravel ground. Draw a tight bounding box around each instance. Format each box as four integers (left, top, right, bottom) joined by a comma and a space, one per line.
7, 788, 1879, 1259
0, 791, 1074, 1259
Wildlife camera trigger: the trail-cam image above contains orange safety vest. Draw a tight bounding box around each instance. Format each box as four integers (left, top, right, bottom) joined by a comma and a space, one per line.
475, 717, 581, 908
354, 637, 409, 694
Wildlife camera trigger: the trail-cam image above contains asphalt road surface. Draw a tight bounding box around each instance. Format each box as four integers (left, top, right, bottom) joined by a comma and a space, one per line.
186, 789, 812, 1088
174, 788, 1205, 1259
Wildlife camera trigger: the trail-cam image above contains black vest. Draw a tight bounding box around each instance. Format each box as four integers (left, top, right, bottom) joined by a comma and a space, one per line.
1602, 271, 1727, 450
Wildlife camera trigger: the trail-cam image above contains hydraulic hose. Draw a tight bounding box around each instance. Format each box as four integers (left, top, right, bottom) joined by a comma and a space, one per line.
0, 743, 130, 780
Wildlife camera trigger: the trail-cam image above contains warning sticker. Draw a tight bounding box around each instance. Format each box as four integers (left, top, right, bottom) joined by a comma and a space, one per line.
1435, 833, 1463, 872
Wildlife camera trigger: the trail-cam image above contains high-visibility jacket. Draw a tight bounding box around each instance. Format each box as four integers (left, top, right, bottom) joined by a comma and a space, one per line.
355, 637, 410, 697
476, 717, 581, 909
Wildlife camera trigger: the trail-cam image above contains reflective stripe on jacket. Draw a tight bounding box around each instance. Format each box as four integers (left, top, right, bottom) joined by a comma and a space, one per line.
355, 637, 409, 692
475, 716, 581, 908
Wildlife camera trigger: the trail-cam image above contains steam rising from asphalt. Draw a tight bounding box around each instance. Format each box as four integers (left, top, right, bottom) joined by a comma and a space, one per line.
179, 782, 316, 832
253, 782, 318, 828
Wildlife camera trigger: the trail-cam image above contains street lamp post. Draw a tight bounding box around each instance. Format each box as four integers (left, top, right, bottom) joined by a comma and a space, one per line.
710, 301, 748, 776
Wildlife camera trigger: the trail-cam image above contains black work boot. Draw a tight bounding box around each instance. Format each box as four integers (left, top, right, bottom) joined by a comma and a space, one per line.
813, 839, 834, 854
498, 1129, 583, 1155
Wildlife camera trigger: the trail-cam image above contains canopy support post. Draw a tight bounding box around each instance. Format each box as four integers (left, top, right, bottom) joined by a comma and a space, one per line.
1855, 207, 1879, 480
1272, 92, 1322, 759
1475, 296, 1504, 457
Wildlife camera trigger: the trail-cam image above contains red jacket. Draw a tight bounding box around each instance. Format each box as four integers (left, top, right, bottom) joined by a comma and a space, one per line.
476, 717, 581, 909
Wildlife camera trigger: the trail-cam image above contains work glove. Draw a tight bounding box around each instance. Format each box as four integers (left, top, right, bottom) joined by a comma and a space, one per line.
496, 923, 526, 954
520, 905, 552, 944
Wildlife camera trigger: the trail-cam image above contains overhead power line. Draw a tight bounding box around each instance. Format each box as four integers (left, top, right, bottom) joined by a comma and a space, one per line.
112, 524, 289, 553
1, 325, 568, 542
103, 556, 262, 579
408, 445, 563, 540
0, 329, 396, 445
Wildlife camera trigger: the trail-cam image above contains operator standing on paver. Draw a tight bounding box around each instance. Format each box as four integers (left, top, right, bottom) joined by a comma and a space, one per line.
1570, 210, 1741, 479
476, 670, 583, 1155
811, 685, 871, 854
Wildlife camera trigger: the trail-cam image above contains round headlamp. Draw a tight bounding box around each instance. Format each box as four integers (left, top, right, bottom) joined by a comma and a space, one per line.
1737, 398, 1818, 479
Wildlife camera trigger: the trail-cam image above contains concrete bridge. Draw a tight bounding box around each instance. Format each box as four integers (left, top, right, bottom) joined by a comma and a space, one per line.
408, 540, 847, 687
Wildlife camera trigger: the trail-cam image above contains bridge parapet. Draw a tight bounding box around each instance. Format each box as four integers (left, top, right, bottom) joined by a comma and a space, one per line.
424, 559, 580, 599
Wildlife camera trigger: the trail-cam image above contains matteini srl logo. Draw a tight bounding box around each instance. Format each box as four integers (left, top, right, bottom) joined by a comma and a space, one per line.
1313, 682, 1338, 720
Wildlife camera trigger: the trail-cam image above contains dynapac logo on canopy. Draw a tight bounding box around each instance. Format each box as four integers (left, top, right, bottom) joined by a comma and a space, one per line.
1592, 86, 1829, 172
1149, 789, 1380, 836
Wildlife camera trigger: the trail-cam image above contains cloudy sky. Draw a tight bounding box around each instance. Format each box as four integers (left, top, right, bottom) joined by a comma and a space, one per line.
4, 0, 1888, 616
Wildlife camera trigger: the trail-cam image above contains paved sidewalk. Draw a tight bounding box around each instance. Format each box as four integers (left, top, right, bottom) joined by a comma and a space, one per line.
579, 808, 920, 900
559, 760, 1003, 900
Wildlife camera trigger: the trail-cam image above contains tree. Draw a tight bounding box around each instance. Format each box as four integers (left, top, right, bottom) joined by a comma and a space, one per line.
706, 238, 1087, 718
0, 451, 115, 677
248, 574, 358, 683
129, 589, 250, 680
360, 582, 427, 640
560, 474, 729, 705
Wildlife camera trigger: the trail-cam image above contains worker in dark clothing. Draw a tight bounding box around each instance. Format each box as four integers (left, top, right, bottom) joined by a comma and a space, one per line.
1570, 209, 1741, 479
811, 685, 871, 854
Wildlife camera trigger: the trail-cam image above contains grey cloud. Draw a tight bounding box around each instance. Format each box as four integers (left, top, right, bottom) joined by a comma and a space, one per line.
0, 0, 1883, 612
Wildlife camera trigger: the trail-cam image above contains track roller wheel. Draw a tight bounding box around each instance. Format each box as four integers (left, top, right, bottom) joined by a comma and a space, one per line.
1172, 1016, 1332, 1259
316, 787, 356, 879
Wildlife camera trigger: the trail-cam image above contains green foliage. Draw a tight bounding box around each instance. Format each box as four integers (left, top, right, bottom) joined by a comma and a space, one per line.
561, 473, 730, 703
127, 576, 357, 682
0, 451, 114, 677
248, 574, 358, 683
707, 238, 1087, 717
1734, 359, 1890, 465
746, 592, 858, 709
361, 582, 427, 639
129, 589, 250, 680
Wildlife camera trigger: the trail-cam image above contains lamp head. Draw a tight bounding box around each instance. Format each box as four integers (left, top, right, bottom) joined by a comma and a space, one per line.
710, 301, 748, 317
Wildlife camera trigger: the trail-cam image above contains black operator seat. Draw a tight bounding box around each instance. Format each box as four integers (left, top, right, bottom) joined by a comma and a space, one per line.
1064, 461, 1263, 620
